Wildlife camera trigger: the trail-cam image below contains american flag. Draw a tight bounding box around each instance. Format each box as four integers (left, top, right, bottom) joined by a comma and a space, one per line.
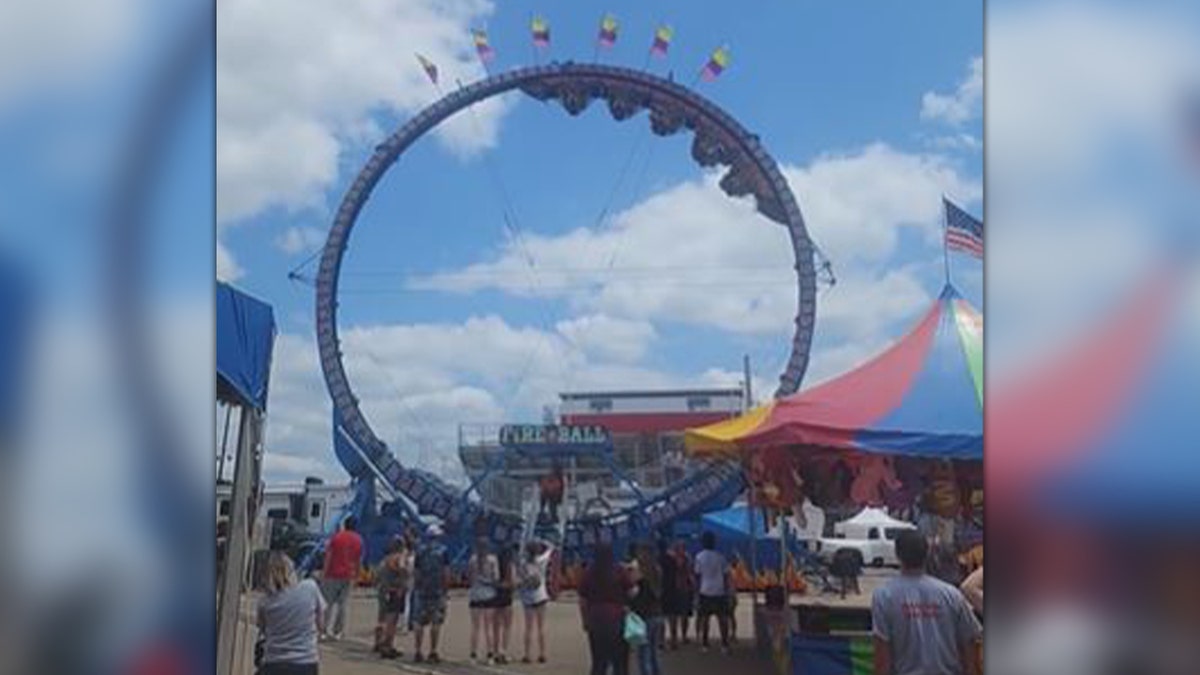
944, 198, 983, 258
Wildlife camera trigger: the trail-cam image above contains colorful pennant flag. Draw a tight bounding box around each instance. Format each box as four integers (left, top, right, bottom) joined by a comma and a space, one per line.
415, 53, 438, 85
531, 16, 550, 49
943, 197, 984, 259
700, 46, 730, 81
598, 14, 618, 48
649, 24, 673, 57
472, 29, 495, 63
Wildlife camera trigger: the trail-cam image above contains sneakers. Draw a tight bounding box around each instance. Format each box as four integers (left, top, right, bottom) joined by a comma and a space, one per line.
538, 656, 546, 664
428, 653, 442, 664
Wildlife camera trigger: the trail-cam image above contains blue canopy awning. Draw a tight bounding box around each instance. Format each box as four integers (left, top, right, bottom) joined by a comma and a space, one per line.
216, 281, 276, 411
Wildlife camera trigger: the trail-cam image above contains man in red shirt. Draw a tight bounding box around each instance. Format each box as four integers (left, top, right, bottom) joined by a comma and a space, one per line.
321, 516, 364, 640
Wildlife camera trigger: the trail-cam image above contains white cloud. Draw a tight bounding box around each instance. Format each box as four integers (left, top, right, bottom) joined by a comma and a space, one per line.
216, 239, 243, 281
409, 143, 978, 338
816, 266, 934, 343
264, 317, 699, 483
788, 143, 981, 265
217, 0, 511, 225
926, 133, 982, 153
274, 226, 327, 256
249, 141, 979, 483
920, 56, 983, 125
555, 315, 658, 364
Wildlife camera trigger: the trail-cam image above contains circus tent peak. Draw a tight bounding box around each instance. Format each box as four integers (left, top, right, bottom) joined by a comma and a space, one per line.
686, 284, 982, 460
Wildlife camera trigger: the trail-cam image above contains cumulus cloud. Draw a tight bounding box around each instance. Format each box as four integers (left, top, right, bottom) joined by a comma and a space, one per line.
264, 318, 715, 483
920, 56, 983, 125
217, 0, 511, 225
274, 226, 327, 256
555, 315, 658, 364
408, 143, 978, 337
216, 239, 243, 281
925, 133, 982, 153
788, 143, 981, 264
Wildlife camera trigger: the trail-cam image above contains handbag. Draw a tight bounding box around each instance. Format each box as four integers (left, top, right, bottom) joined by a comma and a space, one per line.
468, 583, 497, 603
623, 611, 648, 646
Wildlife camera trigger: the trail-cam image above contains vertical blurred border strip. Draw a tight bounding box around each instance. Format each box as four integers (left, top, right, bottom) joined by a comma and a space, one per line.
104, 1, 215, 673
0, 251, 34, 675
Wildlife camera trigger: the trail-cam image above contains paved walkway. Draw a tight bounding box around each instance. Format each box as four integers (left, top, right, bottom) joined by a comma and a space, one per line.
244, 571, 891, 674
318, 591, 770, 675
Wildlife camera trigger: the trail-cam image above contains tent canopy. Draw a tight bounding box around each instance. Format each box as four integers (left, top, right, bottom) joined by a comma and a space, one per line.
837, 507, 916, 532
217, 281, 277, 411
687, 284, 982, 460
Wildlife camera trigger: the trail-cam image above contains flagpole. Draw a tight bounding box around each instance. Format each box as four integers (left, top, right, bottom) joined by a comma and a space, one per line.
529, 11, 536, 66
942, 195, 952, 288
593, 12, 603, 63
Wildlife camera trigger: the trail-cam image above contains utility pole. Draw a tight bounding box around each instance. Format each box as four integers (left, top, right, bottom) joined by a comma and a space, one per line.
742, 354, 754, 410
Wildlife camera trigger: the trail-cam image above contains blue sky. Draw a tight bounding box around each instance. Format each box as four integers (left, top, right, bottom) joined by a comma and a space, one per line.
215, 0, 983, 483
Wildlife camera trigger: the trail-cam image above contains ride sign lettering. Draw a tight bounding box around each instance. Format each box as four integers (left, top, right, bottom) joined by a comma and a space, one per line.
499, 423, 611, 448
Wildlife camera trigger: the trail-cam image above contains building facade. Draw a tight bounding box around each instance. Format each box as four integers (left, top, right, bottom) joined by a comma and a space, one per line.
459, 387, 746, 515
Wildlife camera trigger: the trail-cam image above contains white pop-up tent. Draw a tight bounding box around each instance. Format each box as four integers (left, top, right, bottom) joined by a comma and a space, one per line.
833, 507, 916, 540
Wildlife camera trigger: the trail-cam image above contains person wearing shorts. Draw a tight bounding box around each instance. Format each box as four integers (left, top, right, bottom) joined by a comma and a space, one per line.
467, 538, 500, 662
491, 546, 517, 664
412, 525, 449, 664
373, 537, 410, 659
693, 531, 731, 654
519, 540, 554, 663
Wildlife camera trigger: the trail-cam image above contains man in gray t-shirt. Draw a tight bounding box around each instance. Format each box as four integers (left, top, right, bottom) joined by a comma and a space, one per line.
871, 530, 981, 675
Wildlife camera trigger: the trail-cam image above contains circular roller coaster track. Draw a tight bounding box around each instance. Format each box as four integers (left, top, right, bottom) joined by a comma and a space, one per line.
315, 62, 820, 550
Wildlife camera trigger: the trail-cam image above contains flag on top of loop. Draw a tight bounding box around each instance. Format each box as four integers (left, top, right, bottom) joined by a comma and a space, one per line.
531, 16, 550, 49
415, 54, 438, 85
472, 29, 494, 63
598, 14, 618, 48
650, 24, 673, 57
700, 46, 730, 81
943, 198, 983, 259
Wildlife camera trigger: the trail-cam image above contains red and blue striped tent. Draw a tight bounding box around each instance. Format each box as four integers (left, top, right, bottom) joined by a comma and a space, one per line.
686, 284, 982, 460
991, 260, 1200, 525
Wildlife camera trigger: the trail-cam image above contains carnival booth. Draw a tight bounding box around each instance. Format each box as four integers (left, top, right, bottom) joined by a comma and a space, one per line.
686, 284, 983, 675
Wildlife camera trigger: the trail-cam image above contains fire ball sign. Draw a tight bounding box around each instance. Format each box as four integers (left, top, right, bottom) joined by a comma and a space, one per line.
499, 423, 611, 448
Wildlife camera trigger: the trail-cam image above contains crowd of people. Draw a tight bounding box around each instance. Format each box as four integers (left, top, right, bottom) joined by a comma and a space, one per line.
252, 515, 982, 675
251, 516, 744, 675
